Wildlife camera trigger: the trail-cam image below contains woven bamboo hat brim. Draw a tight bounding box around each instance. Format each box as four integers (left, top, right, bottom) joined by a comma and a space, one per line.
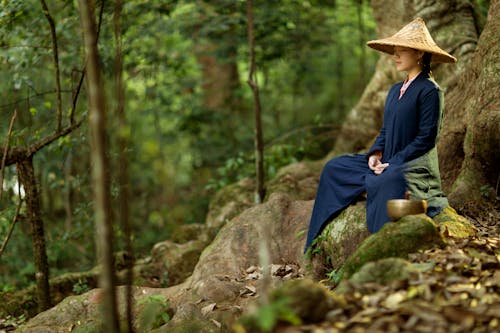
367, 17, 457, 63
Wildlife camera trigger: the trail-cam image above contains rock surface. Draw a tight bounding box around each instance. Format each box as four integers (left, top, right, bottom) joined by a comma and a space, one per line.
16, 174, 480, 332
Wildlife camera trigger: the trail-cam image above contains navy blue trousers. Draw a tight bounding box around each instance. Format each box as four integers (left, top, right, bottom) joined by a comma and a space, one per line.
304, 154, 407, 251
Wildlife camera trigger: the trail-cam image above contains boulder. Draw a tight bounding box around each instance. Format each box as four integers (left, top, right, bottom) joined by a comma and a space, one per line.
336, 257, 420, 293
433, 206, 477, 238
189, 193, 312, 301
269, 278, 345, 322
18, 193, 313, 332
265, 161, 322, 201
205, 178, 255, 230
341, 214, 445, 279
131, 239, 206, 288
314, 201, 370, 269
17, 286, 181, 333
0, 270, 98, 319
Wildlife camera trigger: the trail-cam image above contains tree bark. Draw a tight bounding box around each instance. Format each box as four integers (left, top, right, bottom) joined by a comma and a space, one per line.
446, 0, 500, 210
192, 1, 243, 147
246, 0, 265, 203
78, 0, 120, 332
17, 157, 51, 312
113, 0, 134, 331
356, 0, 367, 87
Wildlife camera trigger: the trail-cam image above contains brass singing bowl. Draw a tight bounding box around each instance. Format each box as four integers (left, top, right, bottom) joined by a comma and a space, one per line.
386, 199, 428, 221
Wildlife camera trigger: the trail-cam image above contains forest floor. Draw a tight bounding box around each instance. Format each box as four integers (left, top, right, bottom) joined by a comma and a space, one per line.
1, 206, 497, 332
271, 205, 500, 333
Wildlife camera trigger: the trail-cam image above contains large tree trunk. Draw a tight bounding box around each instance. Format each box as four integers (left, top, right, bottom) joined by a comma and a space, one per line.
17, 157, 51, 312
331, 0, 480, 156
196, 43, 240, 112
446, 0, 500, 213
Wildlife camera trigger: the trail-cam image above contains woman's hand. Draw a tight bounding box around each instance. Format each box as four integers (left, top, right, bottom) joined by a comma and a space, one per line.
368, 154, 389, 175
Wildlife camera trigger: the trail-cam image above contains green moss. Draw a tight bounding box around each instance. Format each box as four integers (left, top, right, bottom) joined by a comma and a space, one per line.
136, 300, 172, 333
317, 202, 370, 268
70, 322, 101, 333
433, 206, 477, 238
206, 178, 255, 229
0, 271, 97, 319
265, 161, 322, 201
341, 214, 444, 279
270, 279, 345, 323
337, 258, 420, 293
150, 317, 220, 333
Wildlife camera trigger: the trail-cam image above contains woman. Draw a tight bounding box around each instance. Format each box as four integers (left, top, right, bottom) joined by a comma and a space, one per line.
304, 17, 457, 251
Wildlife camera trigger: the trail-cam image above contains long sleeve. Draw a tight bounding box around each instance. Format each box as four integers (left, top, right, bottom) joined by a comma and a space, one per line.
367, 125, 386, 157
388, 87, 441, 165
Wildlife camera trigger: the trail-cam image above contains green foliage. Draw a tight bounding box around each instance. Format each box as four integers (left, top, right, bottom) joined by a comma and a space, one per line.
0, 314, 27, 331
0, 0, 378, 294
71, 279, 90, 295
238, 297, 301, 333
137, 295, 171, 332
326, 267, 345, 284
479, 184, 494, 199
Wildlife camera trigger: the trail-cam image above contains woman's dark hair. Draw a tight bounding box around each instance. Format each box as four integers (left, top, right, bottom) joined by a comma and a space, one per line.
422, 52, 432, 75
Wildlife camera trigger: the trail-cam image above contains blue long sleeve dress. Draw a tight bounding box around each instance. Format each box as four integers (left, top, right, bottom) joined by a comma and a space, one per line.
304, 71, 449, 251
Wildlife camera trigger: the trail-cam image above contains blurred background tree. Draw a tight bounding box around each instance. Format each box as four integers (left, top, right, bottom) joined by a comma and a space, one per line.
0, 0, 381, 290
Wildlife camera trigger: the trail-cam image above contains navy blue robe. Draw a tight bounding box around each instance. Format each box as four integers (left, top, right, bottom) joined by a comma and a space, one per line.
304, 72, 448, 251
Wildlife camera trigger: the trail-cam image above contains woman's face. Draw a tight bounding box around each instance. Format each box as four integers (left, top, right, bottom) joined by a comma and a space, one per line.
392, 46, 423, 73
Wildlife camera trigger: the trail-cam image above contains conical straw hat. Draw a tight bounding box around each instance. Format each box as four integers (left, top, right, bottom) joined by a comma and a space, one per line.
367, 17, 457, 63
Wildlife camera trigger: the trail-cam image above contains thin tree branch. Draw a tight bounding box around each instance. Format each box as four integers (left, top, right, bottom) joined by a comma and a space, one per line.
40, 0, 63, 132
26, 119, 84, 158
0, 110, 18, 201
0, 45, 51, 50
0, 90, 73, 111
0, 119, 85, 168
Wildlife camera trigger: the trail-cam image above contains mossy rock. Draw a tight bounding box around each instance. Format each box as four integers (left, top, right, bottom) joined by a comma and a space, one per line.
237, 279, 346, 332
316, 202, 370, 269
0, 271, 98, 319
69, 322, 101, 333
336, 258, 419, 293
150, 303, 220, 333
269, 278, 346, 323
169, 223, 208, 244
265, 161, 322, 201
132, 239, 205, 287
341, 214, 444, 279
205, 177, 255, 229
17, 291, 98, 332
433, 206, 477, 239
135, 298, 174, 333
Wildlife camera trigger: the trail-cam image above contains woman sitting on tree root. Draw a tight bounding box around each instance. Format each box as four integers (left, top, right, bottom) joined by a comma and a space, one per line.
304, 18, 457, 252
